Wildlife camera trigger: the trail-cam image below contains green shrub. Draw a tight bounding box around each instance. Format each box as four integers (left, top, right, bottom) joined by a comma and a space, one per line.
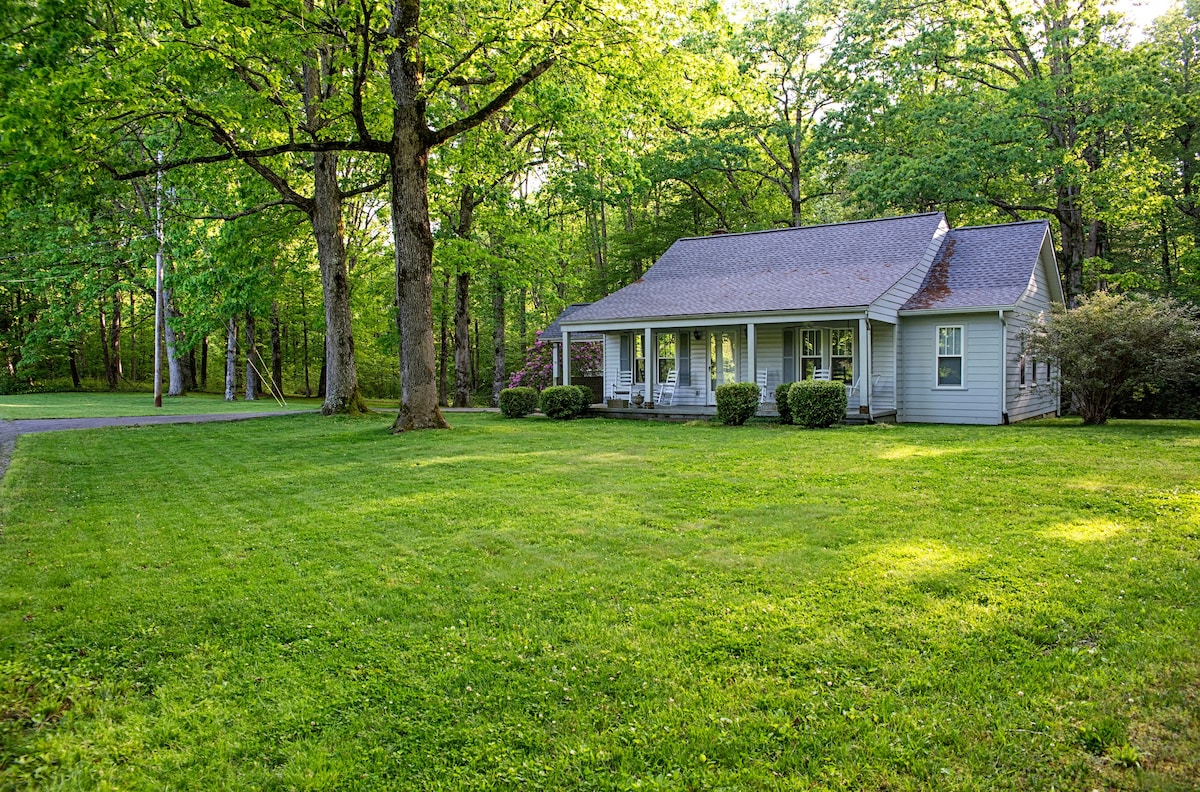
715, 381, 761, 426
774, 382, 795, 424
539, 385, 587, 419
788, 380, 847, 428
573, 385, 595, 408
498, 387, 538, 418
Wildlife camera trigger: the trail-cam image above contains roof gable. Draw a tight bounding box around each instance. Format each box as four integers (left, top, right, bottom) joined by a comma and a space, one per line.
901, 221, 1053, 312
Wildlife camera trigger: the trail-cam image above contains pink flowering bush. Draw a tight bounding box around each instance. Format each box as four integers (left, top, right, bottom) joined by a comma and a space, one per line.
508, 337, 603, 391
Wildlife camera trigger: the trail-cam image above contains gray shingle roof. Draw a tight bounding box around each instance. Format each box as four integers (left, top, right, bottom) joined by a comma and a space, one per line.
538, 303, 604, 342
902, 221, 1050, 311
564, 213, 947, 324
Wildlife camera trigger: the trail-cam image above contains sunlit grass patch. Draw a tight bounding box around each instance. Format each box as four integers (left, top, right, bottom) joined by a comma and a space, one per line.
0, 414, 1197, 790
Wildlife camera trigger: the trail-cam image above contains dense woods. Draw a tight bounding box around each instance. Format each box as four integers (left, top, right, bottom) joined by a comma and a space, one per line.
1, 0, 1196, 416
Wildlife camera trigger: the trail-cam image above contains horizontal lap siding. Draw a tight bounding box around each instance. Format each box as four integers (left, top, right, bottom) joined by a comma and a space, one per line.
603, 333, 622, 398
898, 314, 1003, 424
1006, 263, 1060, 422
871, 323, 896, 410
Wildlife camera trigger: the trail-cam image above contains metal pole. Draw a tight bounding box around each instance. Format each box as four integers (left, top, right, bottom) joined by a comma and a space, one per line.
153, 152, 164, 408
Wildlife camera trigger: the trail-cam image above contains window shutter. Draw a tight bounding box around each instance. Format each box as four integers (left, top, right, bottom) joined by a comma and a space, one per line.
678, 332, 691, 386
782, 329, 795, 383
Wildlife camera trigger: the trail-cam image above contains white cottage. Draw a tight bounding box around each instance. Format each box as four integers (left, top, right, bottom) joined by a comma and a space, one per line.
558, 212, 1063, 425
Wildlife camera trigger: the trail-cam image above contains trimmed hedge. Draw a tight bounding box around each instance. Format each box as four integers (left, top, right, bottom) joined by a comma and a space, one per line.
775, 382, 795, 424
788, 380, 848, 428
540, 385, 589, 419
498, 386, 538, 418
715, 381, 761, 426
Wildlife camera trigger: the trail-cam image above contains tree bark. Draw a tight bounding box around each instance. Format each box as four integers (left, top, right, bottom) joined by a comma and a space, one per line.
224, 317, 237, 401
386, 7, 449, 432
200, 335, 208, 390
312, 150, 367, 415
244, 312, 258, 401
270, 300, 283, 397
163, 293, 186, 396
453, 271, 471, 407
491, 273, 505, 406
438, 270, 450, 407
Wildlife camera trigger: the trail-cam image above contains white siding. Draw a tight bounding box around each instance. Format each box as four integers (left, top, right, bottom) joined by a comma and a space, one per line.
1005, 257, 1060, 422
603, 333, 622, 398
870, 322, 896, 410
897, 314, 1004, 424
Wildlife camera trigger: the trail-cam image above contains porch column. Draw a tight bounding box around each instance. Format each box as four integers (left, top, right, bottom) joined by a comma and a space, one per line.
644, 327, 653, 403
747, 322, 757, 384
552, 343, 560, 386
562, 330, 571, 386
859, 317, 871, 416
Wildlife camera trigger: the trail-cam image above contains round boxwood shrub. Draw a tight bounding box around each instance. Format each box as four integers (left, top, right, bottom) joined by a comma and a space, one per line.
539, 385, 588, 419
715, 381, 761, 425
573, 384, 595, 408
498, 386, 538, 418
775, 382, 795, 424
788, 380, 848, 428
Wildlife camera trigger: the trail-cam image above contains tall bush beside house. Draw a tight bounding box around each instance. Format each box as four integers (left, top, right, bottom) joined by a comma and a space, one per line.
1025, 292, 1200, 425
715, 382, 761, 425
499, 387, 538, 418
789, 380, 848, 428
775, 382, 795, 424
539, 385, 588, 419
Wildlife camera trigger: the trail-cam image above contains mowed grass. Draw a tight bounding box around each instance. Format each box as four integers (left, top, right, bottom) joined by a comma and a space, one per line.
0, 392, 325, 420
0, 413, 1197, 790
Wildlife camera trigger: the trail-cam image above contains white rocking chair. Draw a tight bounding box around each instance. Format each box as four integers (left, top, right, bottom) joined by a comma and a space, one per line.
610, 370, 633, 401
654, 370, 678, 406
812, 368, 832, 381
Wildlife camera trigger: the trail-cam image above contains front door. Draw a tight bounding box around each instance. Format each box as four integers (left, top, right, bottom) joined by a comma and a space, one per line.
708, 330, 738, 405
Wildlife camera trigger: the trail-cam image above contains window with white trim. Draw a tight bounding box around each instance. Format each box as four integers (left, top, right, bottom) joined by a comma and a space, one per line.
800, 329, 822, 379
830, 328, 853, 383
936, 326, 963, 387
657, 333, 677, 382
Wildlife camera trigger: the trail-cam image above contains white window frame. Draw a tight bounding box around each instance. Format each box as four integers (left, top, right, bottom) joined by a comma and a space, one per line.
935, 325, 965, 389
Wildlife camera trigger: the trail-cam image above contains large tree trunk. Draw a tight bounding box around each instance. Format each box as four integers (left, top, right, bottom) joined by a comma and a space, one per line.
312, 150, 367, 415
453, 271, 471, 407
224, 317, 237, 401
108, 288, 122, 387
164, 291, 186, 396
387, 27, 448, 432
491, 274, 505, 407
244, 312, 258, 401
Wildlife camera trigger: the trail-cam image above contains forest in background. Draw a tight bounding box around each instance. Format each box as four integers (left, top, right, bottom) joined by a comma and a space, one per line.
1, 0, 1198, 409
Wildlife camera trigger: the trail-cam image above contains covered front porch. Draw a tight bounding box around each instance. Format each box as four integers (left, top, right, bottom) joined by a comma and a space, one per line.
561, 313, 898, 420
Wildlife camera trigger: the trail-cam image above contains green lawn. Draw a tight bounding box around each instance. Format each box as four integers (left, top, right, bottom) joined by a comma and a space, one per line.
0, 392, 325, 420
1, 414, 1197, 790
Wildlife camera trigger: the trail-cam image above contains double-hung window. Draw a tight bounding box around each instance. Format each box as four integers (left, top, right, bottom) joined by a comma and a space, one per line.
800, 329, 822, 379
936, 326, 964, 387
657, 333, 677, 382
830, 328, 853, 383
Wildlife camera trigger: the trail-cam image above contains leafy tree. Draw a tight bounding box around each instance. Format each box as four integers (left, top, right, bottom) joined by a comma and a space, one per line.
1025, 291, 1200, 424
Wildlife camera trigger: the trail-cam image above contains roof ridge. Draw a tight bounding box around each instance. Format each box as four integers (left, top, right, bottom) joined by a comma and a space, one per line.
952, 219, 1049, 231
673, 212, 945, 243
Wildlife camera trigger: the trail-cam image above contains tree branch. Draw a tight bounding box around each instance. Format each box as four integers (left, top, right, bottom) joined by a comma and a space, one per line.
427, 55, 557, 147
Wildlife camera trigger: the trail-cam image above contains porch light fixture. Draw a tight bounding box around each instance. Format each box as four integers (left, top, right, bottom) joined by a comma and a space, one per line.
693, 330, 702, 341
